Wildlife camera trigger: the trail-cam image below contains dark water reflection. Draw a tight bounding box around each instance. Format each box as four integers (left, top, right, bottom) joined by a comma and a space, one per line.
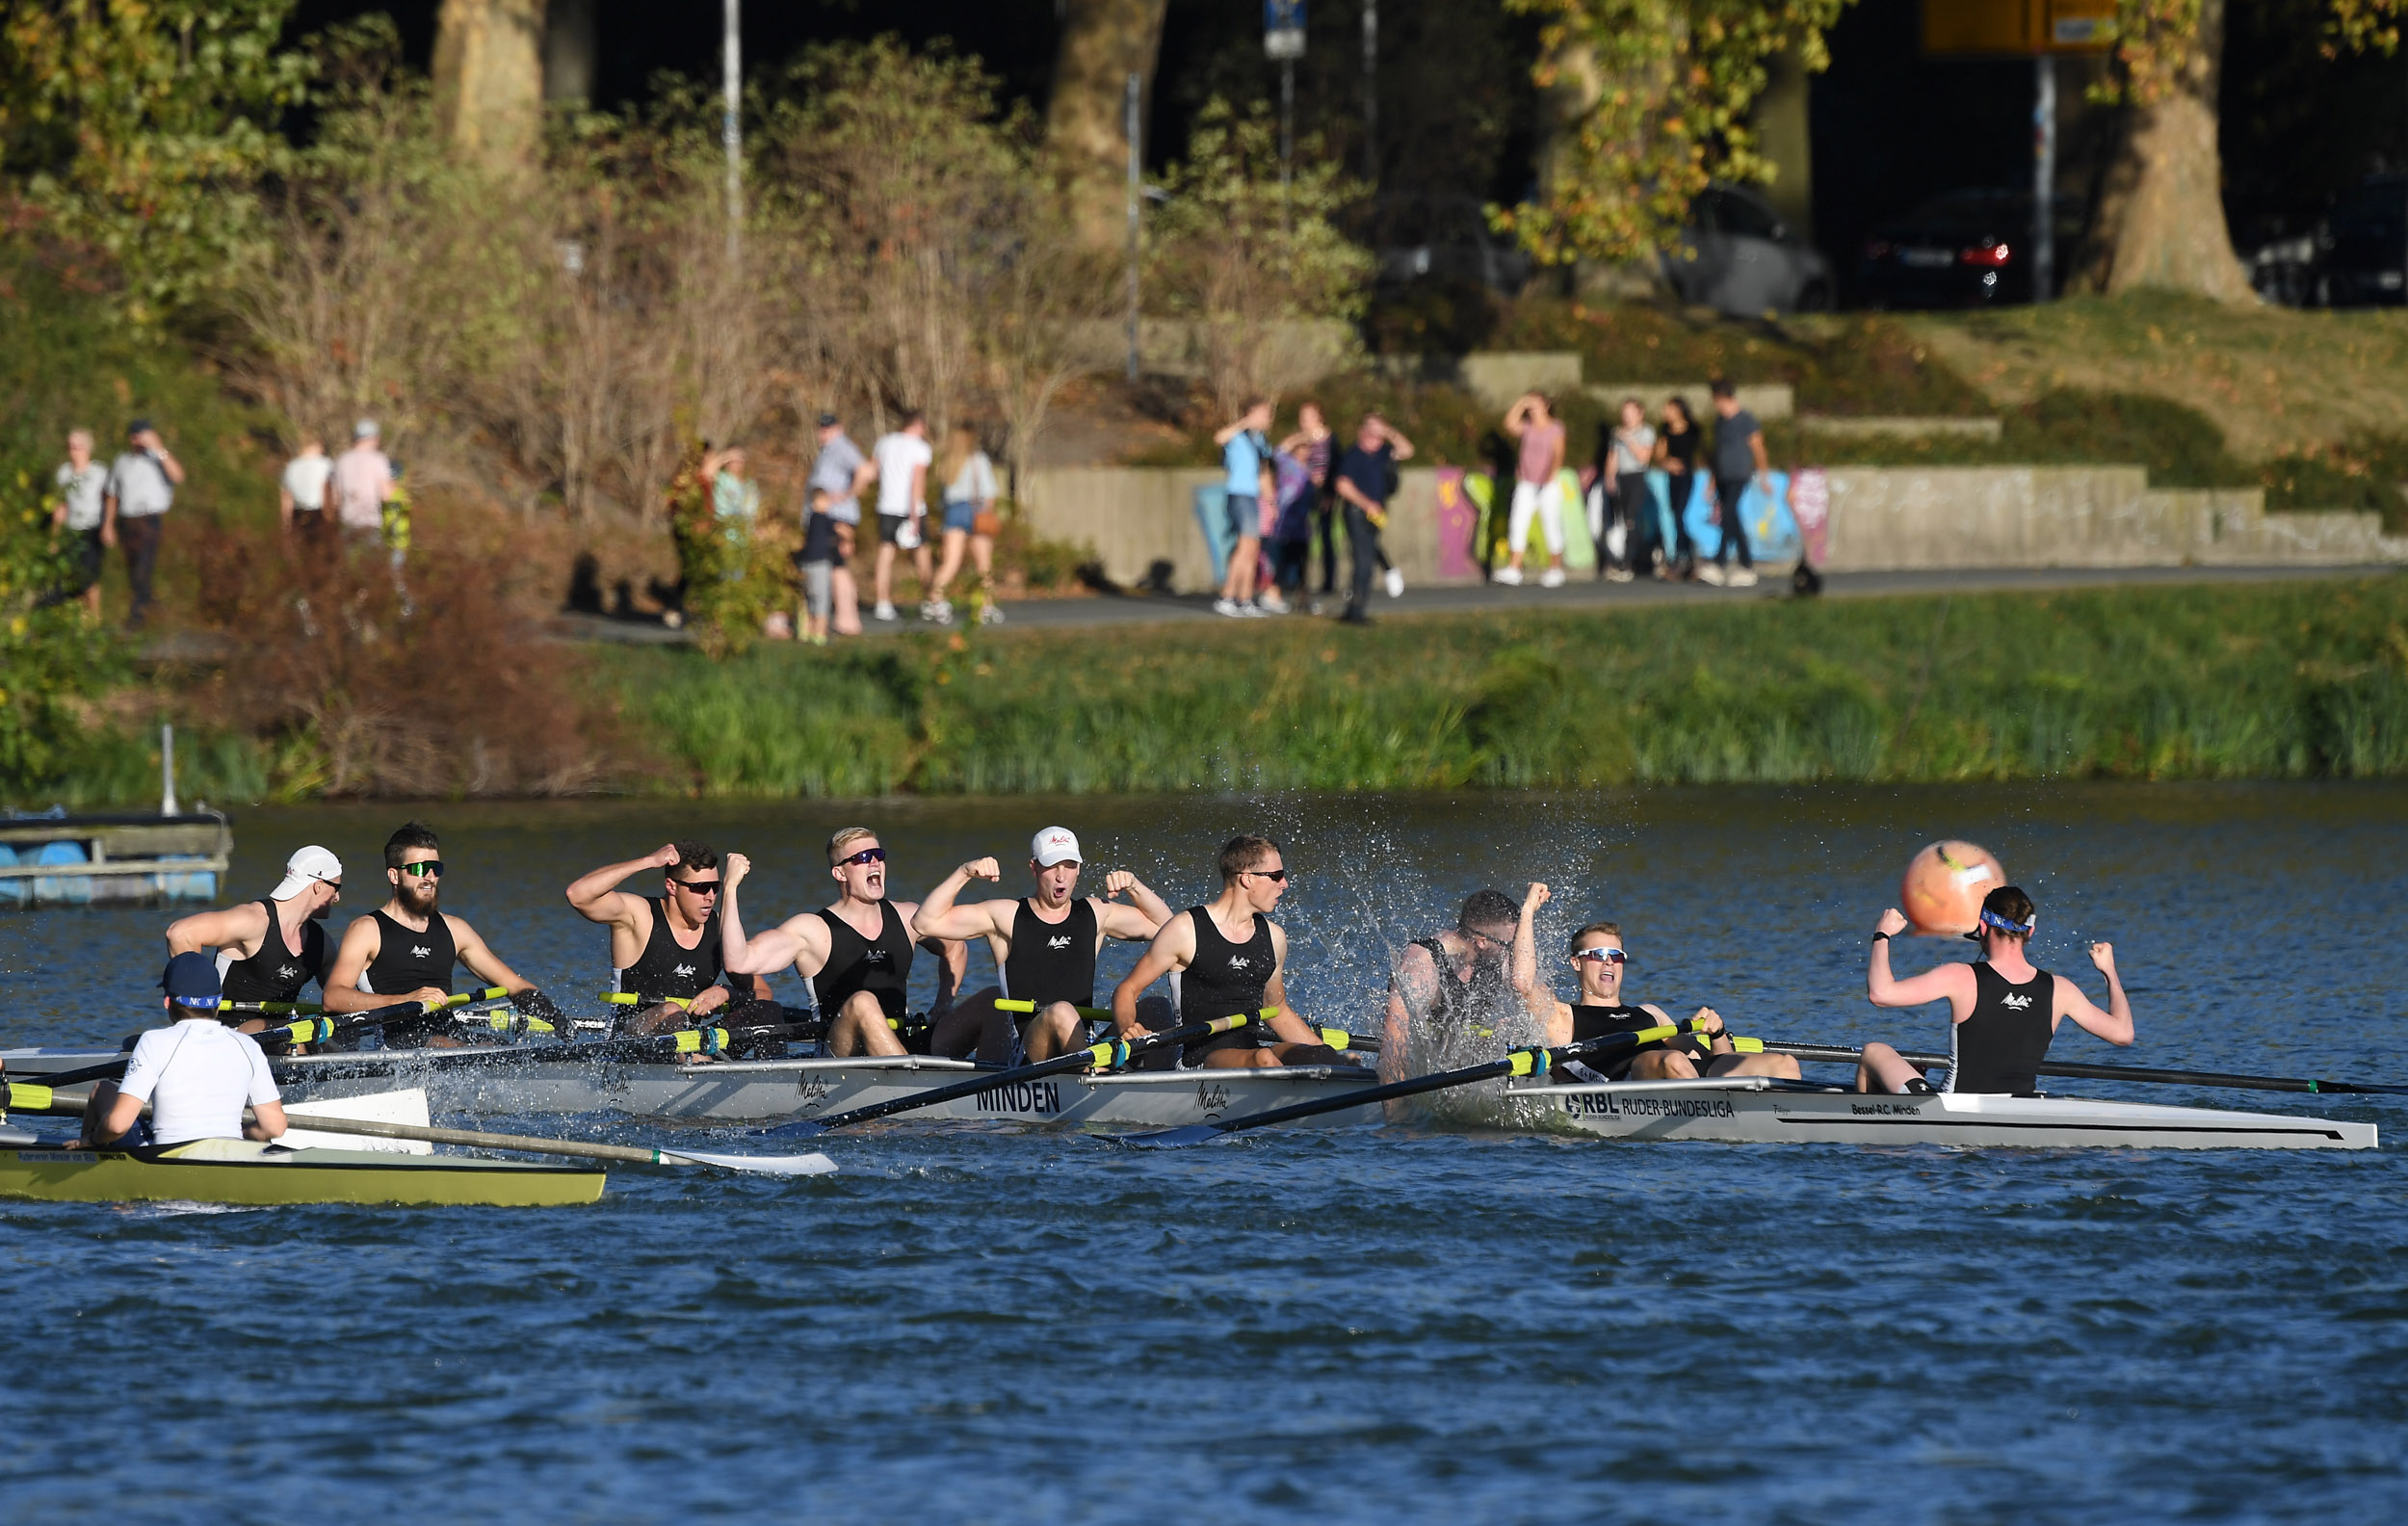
2, 784, 2403, 1521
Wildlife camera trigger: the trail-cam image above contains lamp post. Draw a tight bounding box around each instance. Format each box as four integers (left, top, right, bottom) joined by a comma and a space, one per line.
722, 0, 742, 265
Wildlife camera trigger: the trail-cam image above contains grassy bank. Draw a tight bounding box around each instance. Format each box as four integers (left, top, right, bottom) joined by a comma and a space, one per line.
596, 576, 2408, 797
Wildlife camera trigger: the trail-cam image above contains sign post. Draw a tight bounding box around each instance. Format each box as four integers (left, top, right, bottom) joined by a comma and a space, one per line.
1266, 1, 1306, 217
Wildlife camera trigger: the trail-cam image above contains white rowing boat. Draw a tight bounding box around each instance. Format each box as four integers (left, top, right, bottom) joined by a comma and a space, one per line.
4, 1046, 1382, 1129
1503, 1076, 2379, 1150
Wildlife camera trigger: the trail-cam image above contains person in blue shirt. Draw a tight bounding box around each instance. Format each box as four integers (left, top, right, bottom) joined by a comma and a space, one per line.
1212, 399, 1274, 617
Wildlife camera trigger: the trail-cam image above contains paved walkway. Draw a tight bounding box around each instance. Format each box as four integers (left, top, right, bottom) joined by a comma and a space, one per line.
552, 563, 2399, 645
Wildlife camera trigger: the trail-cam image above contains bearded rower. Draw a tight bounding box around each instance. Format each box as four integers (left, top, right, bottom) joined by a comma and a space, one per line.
913, 826, 1172, 1063
1377, 888, 1525, 1084
322, 821, 548, 1047
1857, 885, 2133, 1095
76, 954, 289, 1149
1111, 834, 1351, 1069
1512, 883, 1801, 1083
563, 841, 772, 1037
162, 845, 342, 1035
720, 828, 962, 1058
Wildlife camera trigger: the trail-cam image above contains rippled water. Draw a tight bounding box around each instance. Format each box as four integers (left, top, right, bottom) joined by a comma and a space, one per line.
4, 786, 2404, 1522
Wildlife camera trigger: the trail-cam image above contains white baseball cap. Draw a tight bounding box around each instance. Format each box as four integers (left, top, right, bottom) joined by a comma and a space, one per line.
272, 844, 344, 901
354, 418, 380, 439
1031, 827, 1082, 868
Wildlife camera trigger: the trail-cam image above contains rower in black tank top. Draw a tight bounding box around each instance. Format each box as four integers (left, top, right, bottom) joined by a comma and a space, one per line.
615, 896, 726, 1007
1559, 1003, 1698, 1082
217, 899, 327, 1006
1003, 899, 1097, 1010
814, 904, 912, 1025
1407, 936, 1515, 1029
1180, 906, 1274, 1066
361, 908, 458, 1047
1952, 961, 2057, 1095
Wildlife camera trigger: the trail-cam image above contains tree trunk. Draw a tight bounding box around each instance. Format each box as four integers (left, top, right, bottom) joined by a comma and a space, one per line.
1045, 0, 1168, 248
433, 0, 548, 169
2074, 0, 2253, 302
543, 0, 595, 106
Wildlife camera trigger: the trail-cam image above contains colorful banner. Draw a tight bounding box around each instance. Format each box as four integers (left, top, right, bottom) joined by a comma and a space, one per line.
1434, 468, 1479, 580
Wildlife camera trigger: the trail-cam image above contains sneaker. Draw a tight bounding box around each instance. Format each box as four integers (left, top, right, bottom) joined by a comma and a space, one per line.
1539, 566, 1566, 589
1238, 600, 1268, 618
979, 602, 1005, 626
923, 598, 954, 624
1607, 567, 1636, 584
1492, 566, 1525, 586
806, 631, 829, 646
1339, 607, 1373, 626
1728, 567, 1759, 588
1258, 591, 1290, 615
1214, 597, 1243, 618
1695, 565, 1727, 587
1383, 568, 1404, 599
874, 600, 899, 621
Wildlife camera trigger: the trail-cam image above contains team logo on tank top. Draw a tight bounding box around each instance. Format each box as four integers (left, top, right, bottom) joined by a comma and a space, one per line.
1047, 934, 1073, 950
277, 964, 301, 981
1227, 956, 1251, 969
2000, 992, 2033, 1008
410, 944, 432, 959
673, 962, 696, 979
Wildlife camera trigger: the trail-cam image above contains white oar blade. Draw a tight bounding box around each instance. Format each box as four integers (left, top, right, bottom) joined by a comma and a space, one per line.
661, 1148, 838, 1176
279, 1089, 434, 1155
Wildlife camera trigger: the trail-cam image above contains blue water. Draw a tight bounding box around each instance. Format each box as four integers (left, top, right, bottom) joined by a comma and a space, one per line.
3, 786, 2404, 1522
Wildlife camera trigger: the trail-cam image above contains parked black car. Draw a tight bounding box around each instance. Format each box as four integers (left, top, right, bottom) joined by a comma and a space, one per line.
1360, 194, 1532, 296
1856, 189, 2081, 307
2316, 176, 2408, 306
1661, 184, 1834, 316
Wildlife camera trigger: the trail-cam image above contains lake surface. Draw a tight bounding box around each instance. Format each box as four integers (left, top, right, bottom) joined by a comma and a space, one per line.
3, 785, 2403, 1522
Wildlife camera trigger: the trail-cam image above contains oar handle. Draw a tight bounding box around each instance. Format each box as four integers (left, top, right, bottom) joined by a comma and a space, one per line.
992, 999, 1113, 1019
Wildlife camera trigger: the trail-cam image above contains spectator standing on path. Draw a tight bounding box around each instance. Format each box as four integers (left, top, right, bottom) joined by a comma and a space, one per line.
710, 446, 782, 638
806, 412, 873, 639
1606, 399, 1654, 585
927, 424, 1002, 627
870, 411, 933, 623
103, 418, 184, 630
1655, 396, 1702, 580
1213, 398, 1274, 618
1331, 412, 1416, 626
1703, 379, 1767, 589
1496, 393, 1567, 588
279, 435, 333, 545
49, 428, 108, 620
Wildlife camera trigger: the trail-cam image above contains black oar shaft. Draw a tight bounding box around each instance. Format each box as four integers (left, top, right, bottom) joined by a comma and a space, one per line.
1760, 1041, 2408, 1096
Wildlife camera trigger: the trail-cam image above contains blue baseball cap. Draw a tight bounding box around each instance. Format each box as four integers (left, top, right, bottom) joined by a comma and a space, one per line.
159, 951, 222, 1009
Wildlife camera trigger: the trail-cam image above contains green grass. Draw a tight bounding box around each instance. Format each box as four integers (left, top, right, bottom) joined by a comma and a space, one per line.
589, 575, 2408, 798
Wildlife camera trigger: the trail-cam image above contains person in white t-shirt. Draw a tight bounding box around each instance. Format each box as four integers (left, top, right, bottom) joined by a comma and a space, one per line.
76, 953, 288, 1149
280, 435, 334, 541
49, 428, 109, 620
868, 412, 933, 622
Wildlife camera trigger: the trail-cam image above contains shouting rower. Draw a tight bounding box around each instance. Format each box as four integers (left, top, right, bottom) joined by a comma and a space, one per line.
564, 841, 772, 1038
1513, 883, 1801, 1083
1111, 834, 1352, 1069
720, 828, 961, 1057
1857, 885, 2133, 1095
76, 953, 288, 1149
913, 826, 1172, 1063
1377, 888, 1525, 1083
322, 821, 549, 1047
162, 844, 342, 1032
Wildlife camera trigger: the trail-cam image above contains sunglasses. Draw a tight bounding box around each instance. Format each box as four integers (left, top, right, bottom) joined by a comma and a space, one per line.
838, 848, 887, 866
398, 860, 444, 878
1571, 947, 1629, 964
672, 878, 722, 895
1245, 867, 1289, 882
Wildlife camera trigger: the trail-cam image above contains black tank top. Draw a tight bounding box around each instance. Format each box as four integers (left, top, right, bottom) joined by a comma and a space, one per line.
615, 896, 725, 1005
218, 899, 327, 1005
1954, 962, 2056, 1095
1408, 936, 1515, 1028
814, 903, 911, 1022
364, 908, 457, 996
1563, 1003, 1696, 1082
1003, 898, 1097, 1012
1180, 906, 1275, 1065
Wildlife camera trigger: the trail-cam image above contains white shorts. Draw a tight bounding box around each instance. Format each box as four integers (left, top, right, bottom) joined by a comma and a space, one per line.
1508, 478, 1566, 556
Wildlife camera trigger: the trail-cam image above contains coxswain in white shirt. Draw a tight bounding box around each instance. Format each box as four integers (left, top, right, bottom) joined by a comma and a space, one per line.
76, 954, 288, 1149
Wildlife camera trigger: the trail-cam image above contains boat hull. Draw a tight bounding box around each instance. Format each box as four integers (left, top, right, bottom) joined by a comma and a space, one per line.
0, 1136, 605, 1206
1509, 1077, 2380, 1150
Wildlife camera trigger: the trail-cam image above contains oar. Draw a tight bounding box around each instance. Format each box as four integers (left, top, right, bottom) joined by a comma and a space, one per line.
1, 1057, 131, 1091
1761, 1040, 2408, 1096
1122, 1021, 1697, 1149
755, 1009, 1275, 1139
995, 998, 1380, 1053
4, 1084, 836, 1177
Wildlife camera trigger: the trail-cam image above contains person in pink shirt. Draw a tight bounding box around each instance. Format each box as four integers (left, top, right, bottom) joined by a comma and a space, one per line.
331, 419, 395, 547
1497, 393, 1567, 588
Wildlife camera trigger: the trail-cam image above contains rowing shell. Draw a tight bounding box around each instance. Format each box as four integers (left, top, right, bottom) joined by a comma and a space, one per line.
1505, 1077, 2379, 1150
0, 1132, 606, 1205
4, 1047, 1383, 1129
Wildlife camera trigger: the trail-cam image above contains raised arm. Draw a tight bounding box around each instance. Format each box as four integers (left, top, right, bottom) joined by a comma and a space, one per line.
564, 844, 680, 927
164, 901, 271, 960
1213, 418, 1245, 447
1866, 908, 1976, 1012
2057, 942, 2135, 1046
1096, 870, 1172, 939
910, 857, 1006, 941
1510, 881, 1574, 1044
1381, 423, 1416, 461
718, 852, 822, 976
1110, 912, 1196, 1039
449, 917, 535, 994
